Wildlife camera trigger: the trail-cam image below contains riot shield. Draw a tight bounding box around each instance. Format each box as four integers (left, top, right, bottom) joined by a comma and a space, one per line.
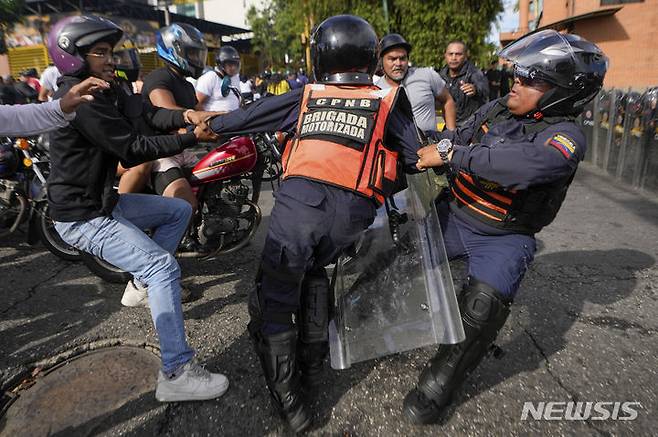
593, 90, 612, 168
606, 90, 627, 175
639, 88, 658, 195
328, 171, 465, 370
580, 98, 595, 163
618, 91, 643, 185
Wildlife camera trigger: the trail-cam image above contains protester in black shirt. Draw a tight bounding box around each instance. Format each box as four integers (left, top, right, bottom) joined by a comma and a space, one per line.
47, 14, 227, 402
142, 65, 198, 109
439, 40, 489, 126
141, 24, 211, 256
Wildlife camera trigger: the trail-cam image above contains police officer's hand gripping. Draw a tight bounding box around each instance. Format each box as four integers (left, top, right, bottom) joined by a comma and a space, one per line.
403, 30, 609, 425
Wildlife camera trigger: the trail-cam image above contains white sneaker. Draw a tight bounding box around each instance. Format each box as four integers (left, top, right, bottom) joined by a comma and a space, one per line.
121, 280, 149, 307
121, 281, 192, 307
155, 361, 229, 402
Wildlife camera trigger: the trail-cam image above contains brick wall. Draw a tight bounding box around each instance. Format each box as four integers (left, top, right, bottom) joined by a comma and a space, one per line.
535, 0, 658, 89
572, 1, 658, 88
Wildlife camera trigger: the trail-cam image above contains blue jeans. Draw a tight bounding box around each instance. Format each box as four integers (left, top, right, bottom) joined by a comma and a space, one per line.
54, 193, 194, 374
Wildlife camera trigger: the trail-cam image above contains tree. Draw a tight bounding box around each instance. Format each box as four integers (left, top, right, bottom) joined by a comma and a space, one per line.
247, 0, 504, 71
392, 0, 503, 68
247, 0, 389, 71
0, 0, 23, 54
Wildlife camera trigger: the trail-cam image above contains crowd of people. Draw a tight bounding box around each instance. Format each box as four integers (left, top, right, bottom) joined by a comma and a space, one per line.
0, 12, 608, 433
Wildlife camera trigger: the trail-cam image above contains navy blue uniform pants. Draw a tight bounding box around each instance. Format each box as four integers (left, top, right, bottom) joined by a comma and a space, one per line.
258, 178, 376, 334
438, 201, 537, 299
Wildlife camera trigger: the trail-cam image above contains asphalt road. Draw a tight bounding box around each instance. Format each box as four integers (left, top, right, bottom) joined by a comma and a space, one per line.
1, 165, 657, 436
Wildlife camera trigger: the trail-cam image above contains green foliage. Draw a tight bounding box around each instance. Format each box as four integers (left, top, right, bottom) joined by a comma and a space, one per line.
247, 0, 389, 71
247, 0, 503, 71
392, 0, 503, 68
0, 0, 23, 54
0, 0, 22, 25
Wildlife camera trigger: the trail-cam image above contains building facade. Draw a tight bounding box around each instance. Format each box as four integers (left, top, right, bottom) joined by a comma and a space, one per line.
500, 0, 658, 88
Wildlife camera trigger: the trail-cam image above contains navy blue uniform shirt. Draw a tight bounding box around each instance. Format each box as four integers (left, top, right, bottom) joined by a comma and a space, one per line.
208, 87, 422, 172
434, 99, 586, 191
428, 99, 586, 234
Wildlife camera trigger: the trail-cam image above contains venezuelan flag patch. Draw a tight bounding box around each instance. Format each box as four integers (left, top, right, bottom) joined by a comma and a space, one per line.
548, 134, 577, 159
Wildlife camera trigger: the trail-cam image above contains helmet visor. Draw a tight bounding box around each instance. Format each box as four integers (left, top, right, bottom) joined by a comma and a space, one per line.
499, 30, 581, 88
185, 46, 207, 68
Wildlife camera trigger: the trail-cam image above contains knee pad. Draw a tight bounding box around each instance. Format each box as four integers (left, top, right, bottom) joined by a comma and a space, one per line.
460, 277, 511, 331
299, 269, 330, 344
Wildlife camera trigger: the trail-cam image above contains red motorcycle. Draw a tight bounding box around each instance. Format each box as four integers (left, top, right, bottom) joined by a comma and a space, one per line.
81, 132, 283, 283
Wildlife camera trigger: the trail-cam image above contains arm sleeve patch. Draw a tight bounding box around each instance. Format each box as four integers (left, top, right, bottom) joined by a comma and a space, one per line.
547, 133, 577, 159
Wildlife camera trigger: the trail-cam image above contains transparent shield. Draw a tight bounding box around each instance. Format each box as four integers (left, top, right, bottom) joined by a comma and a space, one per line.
329, 172, 465, 369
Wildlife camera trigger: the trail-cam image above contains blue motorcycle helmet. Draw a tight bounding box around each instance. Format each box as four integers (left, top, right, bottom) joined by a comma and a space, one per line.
156, 23, 207, 79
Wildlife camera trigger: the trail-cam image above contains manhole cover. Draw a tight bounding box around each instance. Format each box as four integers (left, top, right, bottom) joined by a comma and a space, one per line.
1, 346, 160, 436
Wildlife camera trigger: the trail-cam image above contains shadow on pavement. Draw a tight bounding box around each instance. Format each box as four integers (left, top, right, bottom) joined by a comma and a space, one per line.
49, 391, 162, 437
436, 248, 655, 423
0, 266, 121, 373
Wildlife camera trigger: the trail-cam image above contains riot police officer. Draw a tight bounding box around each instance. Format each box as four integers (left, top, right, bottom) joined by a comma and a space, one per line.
207, 15, 428, 433
405, 30, 608, 424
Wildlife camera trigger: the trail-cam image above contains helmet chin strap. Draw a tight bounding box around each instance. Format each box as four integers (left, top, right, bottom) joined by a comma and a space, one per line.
526, 87, 572, 119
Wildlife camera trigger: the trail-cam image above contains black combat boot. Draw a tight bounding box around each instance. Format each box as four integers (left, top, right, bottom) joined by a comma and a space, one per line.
248, 282, 311, 433
249, 326, 312, 433
403, 278, 511, 424
298, 271, 330, 389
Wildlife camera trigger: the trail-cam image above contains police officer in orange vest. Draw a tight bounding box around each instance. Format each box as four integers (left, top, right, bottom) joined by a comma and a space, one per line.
208, 15, 425, 432
404, 30, 608, 424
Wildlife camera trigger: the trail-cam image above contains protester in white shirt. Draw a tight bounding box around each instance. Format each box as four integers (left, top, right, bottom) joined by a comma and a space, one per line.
195, 46, 241, 113
38, 65, 62, 102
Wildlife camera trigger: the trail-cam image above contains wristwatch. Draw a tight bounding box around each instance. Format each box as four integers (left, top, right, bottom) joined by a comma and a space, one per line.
435, 138, 453, 164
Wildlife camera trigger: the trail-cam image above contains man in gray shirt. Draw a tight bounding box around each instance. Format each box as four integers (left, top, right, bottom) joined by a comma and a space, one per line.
0, 76, 108, 137
376, 34, 456, 132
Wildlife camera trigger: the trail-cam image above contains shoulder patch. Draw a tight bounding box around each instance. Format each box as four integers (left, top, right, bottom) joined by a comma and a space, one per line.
547, 133, 577, 159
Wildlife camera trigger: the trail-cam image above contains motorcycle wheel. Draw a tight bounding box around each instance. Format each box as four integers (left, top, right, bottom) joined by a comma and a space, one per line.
80, 252, 132, 284
35, 203, 82, 261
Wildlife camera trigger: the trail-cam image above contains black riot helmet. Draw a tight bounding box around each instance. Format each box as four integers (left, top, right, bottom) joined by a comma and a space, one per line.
378, 33, 412, 58
311, 15, 378, 85
215, 45, 240, 70
499, 30, 608, 117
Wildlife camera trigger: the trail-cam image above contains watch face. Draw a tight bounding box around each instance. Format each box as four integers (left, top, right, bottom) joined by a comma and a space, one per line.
437, 139, 452, 152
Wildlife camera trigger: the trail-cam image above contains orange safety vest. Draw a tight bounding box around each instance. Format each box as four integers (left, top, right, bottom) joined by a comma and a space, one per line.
282, 84, 400, 206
